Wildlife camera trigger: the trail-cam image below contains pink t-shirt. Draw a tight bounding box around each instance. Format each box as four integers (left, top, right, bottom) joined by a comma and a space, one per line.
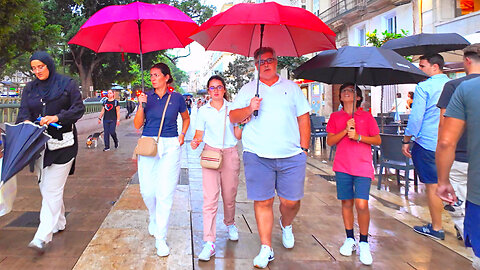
326, 110, 379, 180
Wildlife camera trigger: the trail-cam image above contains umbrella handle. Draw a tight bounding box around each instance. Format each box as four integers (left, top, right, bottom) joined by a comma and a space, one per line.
36, 117, 62, 129
253, 94, 259, 117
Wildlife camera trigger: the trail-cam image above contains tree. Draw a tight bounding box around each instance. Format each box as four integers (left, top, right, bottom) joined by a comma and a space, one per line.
42, 0, 214, 97
277, 56, 308, 80
366, 29, 409, 47
0, 0, 61, 75
223, 56, 254, 94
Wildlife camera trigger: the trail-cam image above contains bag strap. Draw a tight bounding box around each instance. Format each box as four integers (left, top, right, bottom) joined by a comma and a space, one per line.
221, 105, 227, 150
157, 94, 172, 141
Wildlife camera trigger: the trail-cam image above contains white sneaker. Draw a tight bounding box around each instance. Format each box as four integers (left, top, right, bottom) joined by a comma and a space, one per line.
227, 224, 239, 241
339, 238, 356, 256
253, 245, 274, 269
155, 239, 170, 257
148, 220, 156, 236
28, 239, 47, 253
279, 217, 294, 248
198, 241, 216, 261
473, 256, 480, 270
358, 242, 373, 265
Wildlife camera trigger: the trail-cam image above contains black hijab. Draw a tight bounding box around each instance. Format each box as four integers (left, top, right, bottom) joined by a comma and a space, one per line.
29, 51, 71, 101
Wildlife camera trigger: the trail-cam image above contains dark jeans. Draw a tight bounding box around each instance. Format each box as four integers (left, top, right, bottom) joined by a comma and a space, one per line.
103, 120, 118, 149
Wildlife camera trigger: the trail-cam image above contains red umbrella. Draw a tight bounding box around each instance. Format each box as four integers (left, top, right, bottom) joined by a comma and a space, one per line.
190, 2, 336, 115
190, 2, 336, 57
68, 2, 198, 90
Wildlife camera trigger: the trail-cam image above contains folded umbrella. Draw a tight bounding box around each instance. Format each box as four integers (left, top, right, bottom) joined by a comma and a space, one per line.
1, 122, 51, 183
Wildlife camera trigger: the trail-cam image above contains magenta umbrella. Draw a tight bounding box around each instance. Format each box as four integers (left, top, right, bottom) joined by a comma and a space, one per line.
68, 2, 198, 90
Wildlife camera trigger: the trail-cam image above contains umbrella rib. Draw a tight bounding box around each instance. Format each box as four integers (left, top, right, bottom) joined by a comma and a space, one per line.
284, 25, 300, 57
204, 25, 227, 51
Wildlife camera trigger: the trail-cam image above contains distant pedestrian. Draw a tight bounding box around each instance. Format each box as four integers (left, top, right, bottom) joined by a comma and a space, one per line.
185, 95, 192, 114
191, 75, 248, 261
436, 44, 480, 240
326, 83, 380, 266
98, 90, 120, 151
125, 99, 136, 119
17, 51, 85, 252
197, 98, 203, 109
402, 54, 450, 240
133, 63, 190, 257
406, 91, 414, 111
230, 47, 311, 269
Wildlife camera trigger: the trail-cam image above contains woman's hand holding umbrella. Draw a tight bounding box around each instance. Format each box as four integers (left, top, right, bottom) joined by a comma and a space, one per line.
39, 115, 59, 126
138, 93, 147, 109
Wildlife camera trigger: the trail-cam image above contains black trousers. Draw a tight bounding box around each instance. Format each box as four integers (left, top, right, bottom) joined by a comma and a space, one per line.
103, 120, 118, 149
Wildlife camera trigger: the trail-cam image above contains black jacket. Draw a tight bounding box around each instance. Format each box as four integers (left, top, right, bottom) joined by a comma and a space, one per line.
17, 77, 85, 171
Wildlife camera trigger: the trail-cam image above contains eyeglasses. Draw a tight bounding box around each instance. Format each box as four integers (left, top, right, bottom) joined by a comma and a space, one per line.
31, 64, 46, 73
208, 85, 225, 91
258, 58, 276, 66
341, 88, 355, 93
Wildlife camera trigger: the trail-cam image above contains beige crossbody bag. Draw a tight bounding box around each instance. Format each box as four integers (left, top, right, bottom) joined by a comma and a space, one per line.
200, 106, 228, 169
133, 94, 171, 159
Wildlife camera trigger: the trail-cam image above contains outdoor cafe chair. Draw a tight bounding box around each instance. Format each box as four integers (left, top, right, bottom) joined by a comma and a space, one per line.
377, 134, 418, 196
310, 115, 327, 149
374, 116, 394, 126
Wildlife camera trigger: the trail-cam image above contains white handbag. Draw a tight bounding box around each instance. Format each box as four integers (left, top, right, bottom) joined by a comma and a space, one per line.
47, 131, 74, 151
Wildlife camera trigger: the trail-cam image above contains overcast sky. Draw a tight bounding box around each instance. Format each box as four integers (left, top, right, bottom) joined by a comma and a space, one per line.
174, 0, 227, 73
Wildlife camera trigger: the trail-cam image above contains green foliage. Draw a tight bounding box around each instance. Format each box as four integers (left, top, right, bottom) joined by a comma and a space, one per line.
223, 56, 254, 94
366, 29, 409, 47
277, 56, 308, 79
0, 0, 62, 74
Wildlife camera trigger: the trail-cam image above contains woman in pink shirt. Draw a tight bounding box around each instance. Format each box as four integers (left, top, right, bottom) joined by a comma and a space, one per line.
326, 83, 381, 266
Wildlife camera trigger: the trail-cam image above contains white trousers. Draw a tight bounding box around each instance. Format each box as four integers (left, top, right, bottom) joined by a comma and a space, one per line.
35, 158, 74, 243
137, 137, 181, 240
449, 160, 468, 235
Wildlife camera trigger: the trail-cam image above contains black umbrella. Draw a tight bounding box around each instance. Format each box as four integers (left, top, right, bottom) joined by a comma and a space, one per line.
1, 122, 51, 183
381, 33, 470, 56
294, 46, 428, 86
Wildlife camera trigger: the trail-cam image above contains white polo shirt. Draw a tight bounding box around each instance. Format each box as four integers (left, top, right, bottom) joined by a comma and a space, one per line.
196, 100, 238, 148
231, 75, 311, 158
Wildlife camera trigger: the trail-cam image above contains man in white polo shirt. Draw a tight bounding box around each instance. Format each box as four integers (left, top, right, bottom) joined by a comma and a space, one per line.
230, 47, 311, 269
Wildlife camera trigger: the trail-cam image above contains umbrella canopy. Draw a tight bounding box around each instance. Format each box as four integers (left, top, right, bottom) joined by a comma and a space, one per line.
381, 33, 470, 56
1, 122, 51, 183
68, 2, 198, 54
190, 2, 336, 57
293, 46, 428, 86
182, 93, 193, 97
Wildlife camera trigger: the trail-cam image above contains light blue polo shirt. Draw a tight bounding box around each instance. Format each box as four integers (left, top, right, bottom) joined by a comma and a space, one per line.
231, 75, 311, 158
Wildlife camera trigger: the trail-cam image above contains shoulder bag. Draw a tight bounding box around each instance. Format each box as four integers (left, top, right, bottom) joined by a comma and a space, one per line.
133, 94, 171, 159
200, 106, 227, 169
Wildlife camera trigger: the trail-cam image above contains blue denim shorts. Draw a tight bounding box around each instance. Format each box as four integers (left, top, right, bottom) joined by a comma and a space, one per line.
411, 142, 437, 184
465, 200, 480, 257
335, 172, 371, 201
243, 151, 307, 201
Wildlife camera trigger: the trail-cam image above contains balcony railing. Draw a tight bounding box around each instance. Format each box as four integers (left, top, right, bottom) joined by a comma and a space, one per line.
319, 0, 368, 24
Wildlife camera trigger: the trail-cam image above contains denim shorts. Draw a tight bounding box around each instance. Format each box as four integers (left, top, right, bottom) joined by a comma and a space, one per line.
335, 172, 371, 201
465, 200, 480, 257
243, 151, 307, 201
411, 142, 437, 184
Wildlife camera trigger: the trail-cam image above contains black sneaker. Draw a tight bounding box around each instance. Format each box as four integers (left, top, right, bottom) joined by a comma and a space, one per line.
103, 148, 110, 152
114, 141, 119, 149
413, 223, 445, 240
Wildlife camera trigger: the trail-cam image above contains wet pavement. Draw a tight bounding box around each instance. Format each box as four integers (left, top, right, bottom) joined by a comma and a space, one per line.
0, 111, 475, 269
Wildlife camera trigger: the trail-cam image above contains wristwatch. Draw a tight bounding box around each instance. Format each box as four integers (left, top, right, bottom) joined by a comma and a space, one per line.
301, 147, 309, 153
401, 139, 410, 144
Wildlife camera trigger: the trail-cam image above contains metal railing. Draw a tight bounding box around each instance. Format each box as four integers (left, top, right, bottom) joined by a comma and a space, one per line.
0, 101, 127, 123
319, 0, 367, 24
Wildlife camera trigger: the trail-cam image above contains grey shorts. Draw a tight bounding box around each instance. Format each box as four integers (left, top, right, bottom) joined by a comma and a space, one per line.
243, 151, 307, 201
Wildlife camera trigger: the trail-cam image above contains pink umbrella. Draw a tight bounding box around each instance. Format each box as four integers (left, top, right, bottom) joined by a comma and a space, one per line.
68, 2, 198, 90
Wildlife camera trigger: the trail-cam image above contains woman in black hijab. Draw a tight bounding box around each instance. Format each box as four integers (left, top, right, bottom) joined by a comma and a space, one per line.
16, 51, 85, 252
